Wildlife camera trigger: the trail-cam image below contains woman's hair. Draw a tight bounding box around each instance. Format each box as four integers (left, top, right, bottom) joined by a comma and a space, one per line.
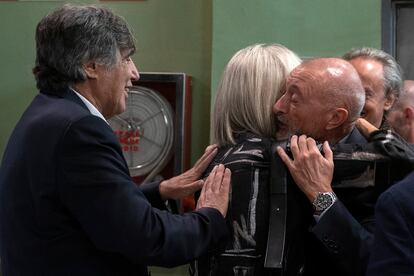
33, 4, 135, 94
213, 43, 301, 146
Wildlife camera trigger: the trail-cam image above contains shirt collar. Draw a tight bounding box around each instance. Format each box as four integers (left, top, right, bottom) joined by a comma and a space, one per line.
70, 87, 108, 124
337, 131, 352, 144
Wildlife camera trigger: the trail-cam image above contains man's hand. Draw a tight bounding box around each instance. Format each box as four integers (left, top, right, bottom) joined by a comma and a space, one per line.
196, 164, 231, 218
276, 135, 334, 203
356, 118, 379, 139
159, 144, 218, 200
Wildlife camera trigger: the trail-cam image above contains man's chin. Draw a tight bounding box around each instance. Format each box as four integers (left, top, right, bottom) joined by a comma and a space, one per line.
276, 129, 291, 141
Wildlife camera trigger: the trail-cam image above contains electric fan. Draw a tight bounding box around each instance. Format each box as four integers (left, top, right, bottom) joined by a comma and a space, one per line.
108, 86, 174, 183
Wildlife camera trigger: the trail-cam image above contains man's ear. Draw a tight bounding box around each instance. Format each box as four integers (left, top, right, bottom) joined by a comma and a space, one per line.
326, 108, 348, 130
83, 61, 98, 79
384, 93, 396, 111
403, 106, 414, 121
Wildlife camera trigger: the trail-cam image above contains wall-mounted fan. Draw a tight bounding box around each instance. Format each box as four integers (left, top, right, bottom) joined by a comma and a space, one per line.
109, 86, 174, 184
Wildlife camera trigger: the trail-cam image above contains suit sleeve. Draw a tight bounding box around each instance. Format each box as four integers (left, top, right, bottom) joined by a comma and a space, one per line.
139, 181, 168, 210
366, 189, 414, 275
311, 200, 373, 275
56, 115, 229, 267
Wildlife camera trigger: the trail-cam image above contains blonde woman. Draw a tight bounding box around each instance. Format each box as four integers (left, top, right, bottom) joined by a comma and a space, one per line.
194, 44, 301, 276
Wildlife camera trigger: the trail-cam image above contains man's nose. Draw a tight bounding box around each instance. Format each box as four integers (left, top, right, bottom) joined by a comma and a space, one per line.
130, 60, 140, 81
273, 95, 287, 114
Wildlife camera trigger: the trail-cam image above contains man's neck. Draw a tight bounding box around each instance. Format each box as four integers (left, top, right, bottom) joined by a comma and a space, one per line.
73, 83, 103, 115
407, 127, 414, 144
324, 124, 354, 145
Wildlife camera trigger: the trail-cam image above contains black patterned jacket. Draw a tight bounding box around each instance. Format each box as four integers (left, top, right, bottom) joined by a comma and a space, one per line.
194, 132, 273, 276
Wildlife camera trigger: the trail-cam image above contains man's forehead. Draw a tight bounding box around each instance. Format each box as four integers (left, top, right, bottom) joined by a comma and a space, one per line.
287, 65, 316, 86
350, 57, 383, 79
288, 60, 350, 84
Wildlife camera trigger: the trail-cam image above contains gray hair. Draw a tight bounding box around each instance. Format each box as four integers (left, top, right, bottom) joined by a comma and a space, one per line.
213, 44, 301, 146
343, 47, 403, 101
33, 4, 135, 94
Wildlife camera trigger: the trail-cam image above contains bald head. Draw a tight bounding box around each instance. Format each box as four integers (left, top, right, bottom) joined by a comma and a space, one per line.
274, 57, 365, 143
404, 80, 414, 94
391, 80, 414, 110
294, 58, 365, 121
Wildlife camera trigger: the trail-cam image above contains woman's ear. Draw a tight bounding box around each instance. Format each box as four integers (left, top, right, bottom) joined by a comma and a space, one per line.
326, 108, 348, 130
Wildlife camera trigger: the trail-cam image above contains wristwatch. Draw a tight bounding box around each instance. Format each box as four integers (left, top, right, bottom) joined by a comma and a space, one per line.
312, 192, 337, 215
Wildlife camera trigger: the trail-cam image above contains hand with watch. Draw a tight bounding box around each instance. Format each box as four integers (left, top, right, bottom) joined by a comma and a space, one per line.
276, 135, 336, 214
313, 191, 337, 215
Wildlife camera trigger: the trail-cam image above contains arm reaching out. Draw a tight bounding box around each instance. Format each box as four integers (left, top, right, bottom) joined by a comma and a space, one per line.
159, 144, 218, 200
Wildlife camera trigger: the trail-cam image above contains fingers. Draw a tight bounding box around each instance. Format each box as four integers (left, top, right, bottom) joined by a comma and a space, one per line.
297, 135, 308, 153
323, 141, 333, 162
212, 164, 226, 193
277, 135, 323, 170
306, 136, 317, 150
186, 179, 204, 194
276, 146, 293, 170
204, 165, 218, 191
205, 144, 218, 153
292, 135, 313, 159
196, 164, 231, 217
192, 145, 218, 174
220, 168, 231, 217
305, 137, 332, 163
356, 118, 378, 139
196, 166, 217, 208
289, 135, 300, 158
222, 168, 231, 192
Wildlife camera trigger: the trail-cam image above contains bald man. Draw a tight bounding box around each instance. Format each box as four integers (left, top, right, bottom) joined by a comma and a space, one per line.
387, 80, 414, 143
274, 58, 374, 276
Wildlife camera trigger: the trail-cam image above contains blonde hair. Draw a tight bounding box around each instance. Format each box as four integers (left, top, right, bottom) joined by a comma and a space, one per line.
213, 43, 301, 145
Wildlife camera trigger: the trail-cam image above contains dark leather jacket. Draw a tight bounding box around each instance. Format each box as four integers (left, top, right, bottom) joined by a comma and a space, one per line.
194, 132, 273, 276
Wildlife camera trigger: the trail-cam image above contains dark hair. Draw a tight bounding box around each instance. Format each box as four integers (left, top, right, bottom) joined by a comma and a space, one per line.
33, 4, 135, 94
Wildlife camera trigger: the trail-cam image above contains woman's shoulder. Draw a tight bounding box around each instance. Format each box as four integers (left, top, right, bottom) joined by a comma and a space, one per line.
214, 132, 274, 164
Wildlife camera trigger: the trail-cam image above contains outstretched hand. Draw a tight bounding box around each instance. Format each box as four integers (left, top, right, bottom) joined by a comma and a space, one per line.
276, 135, 334, 203
196, 164, 231, 218
159, 144, 218, 200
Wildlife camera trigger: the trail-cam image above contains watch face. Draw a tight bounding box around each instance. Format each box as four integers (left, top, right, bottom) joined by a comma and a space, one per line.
314, 193, 334, 212
108, 86, 174, 177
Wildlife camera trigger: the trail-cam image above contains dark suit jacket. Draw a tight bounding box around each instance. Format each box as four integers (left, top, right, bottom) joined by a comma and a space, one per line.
0, 88, 228, 276
307, 129, 414, 276
305, 128, 373, 276
367, 172, 414, 275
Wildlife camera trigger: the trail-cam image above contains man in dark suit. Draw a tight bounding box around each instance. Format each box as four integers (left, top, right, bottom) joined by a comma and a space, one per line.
0, 4, 231, 276
274, 58, 380, 275
367, 171, 414, 275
